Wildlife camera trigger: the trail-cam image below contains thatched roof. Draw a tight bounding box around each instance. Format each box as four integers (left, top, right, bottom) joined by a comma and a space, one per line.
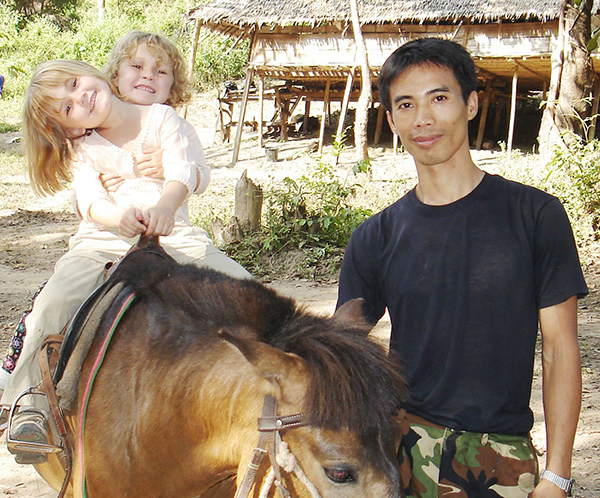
189, 0, 583, 36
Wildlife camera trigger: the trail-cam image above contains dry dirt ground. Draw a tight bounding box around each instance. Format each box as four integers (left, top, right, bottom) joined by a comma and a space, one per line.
0, 94, 599, 496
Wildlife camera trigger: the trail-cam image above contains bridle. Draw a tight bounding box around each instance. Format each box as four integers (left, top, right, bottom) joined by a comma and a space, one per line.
234, 395, 322, 498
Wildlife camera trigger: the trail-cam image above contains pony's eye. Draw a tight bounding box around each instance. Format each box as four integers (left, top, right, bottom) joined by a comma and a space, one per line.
324, 467, 355, 484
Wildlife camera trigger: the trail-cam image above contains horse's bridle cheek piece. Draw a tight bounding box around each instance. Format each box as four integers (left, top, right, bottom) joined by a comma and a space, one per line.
234, 395, 320, 498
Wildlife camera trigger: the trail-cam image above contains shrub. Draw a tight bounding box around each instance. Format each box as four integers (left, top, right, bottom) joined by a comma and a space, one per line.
223, 156, 373, 279
546, 135, 600, 241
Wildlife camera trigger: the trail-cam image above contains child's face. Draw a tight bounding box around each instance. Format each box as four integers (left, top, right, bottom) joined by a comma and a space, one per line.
49, 75, 113, 133
117, 43, 175, 105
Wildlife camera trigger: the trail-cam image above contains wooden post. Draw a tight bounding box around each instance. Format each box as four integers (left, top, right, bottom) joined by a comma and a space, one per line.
184, 19, 202, 120
231, 67, 255, 166
280, 96, 289, 141
189, 19, 201, 82
258, 75, 264, 149
475, 77, 492, 150
542, 80, 548, 102
350, 0, 372, 162
235, 169, 263, 231
303, 99, 311, 133
507, 68, 518, 155
318, 80, 331, 153
493, 100, 503, 139
374, 104, 385, 145
336, 69, 355, 145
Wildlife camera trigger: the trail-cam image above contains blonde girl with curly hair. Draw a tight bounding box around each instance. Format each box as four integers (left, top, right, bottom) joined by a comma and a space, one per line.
95, 30, 209, 197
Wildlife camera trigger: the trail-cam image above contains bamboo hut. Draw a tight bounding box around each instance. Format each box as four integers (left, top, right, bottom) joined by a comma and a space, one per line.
188, 0, 600, 162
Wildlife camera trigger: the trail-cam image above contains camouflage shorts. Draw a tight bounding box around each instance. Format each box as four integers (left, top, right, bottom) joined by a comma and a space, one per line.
398, 411, 539, 497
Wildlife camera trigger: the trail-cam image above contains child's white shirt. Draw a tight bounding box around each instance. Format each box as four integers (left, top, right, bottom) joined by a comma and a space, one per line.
72, 104, 204, 230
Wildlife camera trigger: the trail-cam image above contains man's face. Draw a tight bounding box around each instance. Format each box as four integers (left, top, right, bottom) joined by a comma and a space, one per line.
386, 63, 478, 169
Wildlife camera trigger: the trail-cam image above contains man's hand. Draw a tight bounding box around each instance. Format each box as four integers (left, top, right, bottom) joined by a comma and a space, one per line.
119, 207, 147, 238
135, 149, 164, 180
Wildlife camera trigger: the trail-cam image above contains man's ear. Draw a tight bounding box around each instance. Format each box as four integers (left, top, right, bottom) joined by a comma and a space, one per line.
467, 91, 479, 121
66, 128, 86, 139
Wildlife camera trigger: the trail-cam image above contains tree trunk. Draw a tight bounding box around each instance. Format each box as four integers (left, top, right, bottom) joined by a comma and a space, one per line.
349, 0, 371, 163
538, 0, 592, 158
97, 0, 105, 21
234, 169, 263, 231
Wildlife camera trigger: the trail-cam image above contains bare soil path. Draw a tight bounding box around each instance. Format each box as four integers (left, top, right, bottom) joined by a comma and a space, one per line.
0, 100, 598, 495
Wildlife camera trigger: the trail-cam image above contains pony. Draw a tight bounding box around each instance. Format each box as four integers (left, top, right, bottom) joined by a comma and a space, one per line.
21, 237, 407, 497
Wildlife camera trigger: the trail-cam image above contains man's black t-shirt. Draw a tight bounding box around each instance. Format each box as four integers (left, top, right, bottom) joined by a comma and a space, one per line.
338, 173, 588, 434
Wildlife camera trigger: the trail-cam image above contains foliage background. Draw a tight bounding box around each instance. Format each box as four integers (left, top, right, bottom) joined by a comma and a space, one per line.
0, 0, 248, 103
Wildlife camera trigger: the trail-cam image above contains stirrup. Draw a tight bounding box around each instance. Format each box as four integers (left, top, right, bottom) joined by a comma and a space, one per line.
6, 387, 63, 455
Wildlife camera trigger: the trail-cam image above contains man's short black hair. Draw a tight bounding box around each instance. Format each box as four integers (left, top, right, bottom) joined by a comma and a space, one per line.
378, 37, 477, 112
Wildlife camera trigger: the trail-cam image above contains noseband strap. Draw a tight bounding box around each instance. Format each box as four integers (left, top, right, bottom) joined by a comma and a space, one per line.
234, 395, 306, 498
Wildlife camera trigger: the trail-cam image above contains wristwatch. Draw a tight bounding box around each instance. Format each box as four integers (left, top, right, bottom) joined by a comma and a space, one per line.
540, 469, 575, 496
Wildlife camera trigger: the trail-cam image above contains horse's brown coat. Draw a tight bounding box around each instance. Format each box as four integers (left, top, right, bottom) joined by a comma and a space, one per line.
35, 239, 407, 498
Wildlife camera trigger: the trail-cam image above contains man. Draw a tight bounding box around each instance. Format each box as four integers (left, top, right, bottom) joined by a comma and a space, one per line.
337, 37, 588, 497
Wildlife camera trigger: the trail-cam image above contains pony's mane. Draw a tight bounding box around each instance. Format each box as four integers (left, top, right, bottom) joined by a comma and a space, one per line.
266, 312, 407, 441
129, 261, 407, 440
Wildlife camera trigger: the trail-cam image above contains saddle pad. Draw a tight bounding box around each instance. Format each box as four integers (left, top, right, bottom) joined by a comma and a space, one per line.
53, 235, 177, 410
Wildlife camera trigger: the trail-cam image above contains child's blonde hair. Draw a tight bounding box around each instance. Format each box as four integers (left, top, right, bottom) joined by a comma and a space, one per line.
105, 31, 192, 108
23, 59, 114, 196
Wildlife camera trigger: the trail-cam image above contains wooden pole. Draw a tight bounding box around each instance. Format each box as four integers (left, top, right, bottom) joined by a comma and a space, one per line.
230, 67, 255, 166
318, 80, 331, 154
258, 75, 264, 149
374, 104, 385, 145
475, 77, 492, 150
184, 19, 202, 120
507, 67, 518, 155
350, 0, 372, 162
303, 99, 311, 133
493, 100, 503, 139
336, 69, 355, 144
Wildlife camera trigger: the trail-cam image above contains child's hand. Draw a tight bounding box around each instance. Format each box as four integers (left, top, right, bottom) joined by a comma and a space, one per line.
143, 205, 175, 236
100, 172, 125, 193
119, 207, 147, 238
135, 148, 164, 180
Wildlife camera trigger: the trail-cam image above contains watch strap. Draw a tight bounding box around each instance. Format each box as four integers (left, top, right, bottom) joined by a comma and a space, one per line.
540, 469, 575, 496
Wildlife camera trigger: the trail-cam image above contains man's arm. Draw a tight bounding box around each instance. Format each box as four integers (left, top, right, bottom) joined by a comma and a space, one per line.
533, 295, 581, 497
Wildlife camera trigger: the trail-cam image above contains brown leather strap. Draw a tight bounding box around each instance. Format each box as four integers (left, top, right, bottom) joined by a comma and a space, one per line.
40, 335, 73, 498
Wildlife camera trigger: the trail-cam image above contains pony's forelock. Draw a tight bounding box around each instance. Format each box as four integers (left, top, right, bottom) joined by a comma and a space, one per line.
272, 314, 407, 441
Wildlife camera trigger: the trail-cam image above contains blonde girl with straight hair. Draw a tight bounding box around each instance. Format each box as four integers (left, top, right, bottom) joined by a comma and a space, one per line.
1, 60, 249, 464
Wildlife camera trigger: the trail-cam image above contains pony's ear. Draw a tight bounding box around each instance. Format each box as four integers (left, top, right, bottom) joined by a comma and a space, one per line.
333, 298, 371, 332
218, 328, 302, 381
